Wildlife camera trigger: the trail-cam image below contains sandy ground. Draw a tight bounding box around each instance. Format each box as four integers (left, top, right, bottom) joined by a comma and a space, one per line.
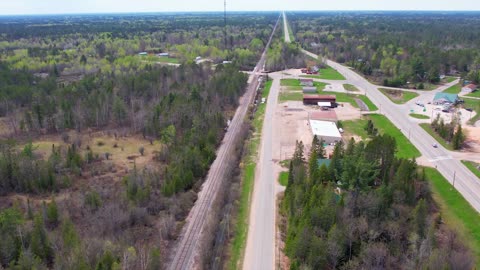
273, 101, 361, 162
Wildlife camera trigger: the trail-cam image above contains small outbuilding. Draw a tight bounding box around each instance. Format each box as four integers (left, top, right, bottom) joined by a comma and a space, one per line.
462, 84, 477, 93
309, 120, 342, 144
302, 87, 317, 93
300, 78, 314, 87
433, 93, 460, 105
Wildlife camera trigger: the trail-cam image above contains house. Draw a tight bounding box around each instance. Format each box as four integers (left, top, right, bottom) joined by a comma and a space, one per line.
302, 87, 317, 94
309, 120, 342, 144
303, 94, 336, 105
310, 110, 338, 122
299, 78, 314, 87
158, 52, 169, 57
462, 84, 477, 93
138, 52, 148, 56
433, 93, 459, 105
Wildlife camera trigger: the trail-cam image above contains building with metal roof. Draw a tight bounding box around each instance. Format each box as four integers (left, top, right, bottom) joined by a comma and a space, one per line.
309, 120, 342, 144
433, 93, 459, 105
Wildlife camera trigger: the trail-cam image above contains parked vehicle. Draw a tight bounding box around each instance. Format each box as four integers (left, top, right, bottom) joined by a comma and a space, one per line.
432, 143, 438, 148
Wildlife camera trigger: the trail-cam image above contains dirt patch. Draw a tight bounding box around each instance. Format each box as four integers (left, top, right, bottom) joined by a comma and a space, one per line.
274, 101, 362, 161
28, 131, 160, 170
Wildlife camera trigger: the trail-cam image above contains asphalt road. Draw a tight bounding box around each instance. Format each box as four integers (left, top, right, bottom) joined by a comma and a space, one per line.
168, 15, 280, 270
283, 11, 291, 43
243, 72, 283, 270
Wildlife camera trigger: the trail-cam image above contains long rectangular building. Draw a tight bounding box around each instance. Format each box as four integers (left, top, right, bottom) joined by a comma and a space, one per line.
303, 94, 336, 105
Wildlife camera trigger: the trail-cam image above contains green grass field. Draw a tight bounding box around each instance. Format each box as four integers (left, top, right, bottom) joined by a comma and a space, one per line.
301, 66, 346, 80
445, 76, 458, 83
143, 55, 180, 64
443, 84, 461, 94
343, 84, 360, 92
379, 88, 419, 104
466, 91, 480, 98
409, 113, 430, 119
419, 123, 454, 151
368, 114, 421, 158
425, 167, 480, 267
462, 160, 480, 179
358, 95, 379, 111
280, 79, 300, 87
227, 79, 272, 270
279, 92, 303, 101
463, 98, 480, 125
279, 171, 289, 186
342, 118, 369, 139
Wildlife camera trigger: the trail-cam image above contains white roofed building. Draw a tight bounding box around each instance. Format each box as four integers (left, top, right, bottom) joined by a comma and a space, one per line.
309, 120, 342, 144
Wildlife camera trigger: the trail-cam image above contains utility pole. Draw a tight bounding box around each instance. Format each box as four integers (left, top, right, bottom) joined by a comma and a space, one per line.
224, 0, 228, 52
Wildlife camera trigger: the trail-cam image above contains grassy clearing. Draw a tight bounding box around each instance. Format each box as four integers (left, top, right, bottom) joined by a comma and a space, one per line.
443, 84, 461, 94
341, 118, 369, 140
262, 81, 272, 98
281, 79, 300, 87
281, 79, 328, 91
462, 160, 480, 179
31, 134, 159, 169
142, 55, 180, 64
424, 167, 480, 267
379, 88, 419, 104
409, 113, 430, 119
467, 91, 480, 98
279, 92, 303, 102
343, 84, 360, 92
445, 76, 457, 83
419, 123, 454, 151
301, 66, 346, 80
321, 91, 358, 108
227, 79, 271, 270
368, 114, 421, 158
358, 95, 378, 111
279, 171, 289, 186
463, 98, 480, 124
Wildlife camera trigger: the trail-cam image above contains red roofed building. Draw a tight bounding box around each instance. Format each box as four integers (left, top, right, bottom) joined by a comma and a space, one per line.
303, 94, 336, 105
462, 84, 477, 93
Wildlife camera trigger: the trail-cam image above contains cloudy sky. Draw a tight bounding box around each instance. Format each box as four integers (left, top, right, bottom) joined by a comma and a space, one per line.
0, 0, 479, 15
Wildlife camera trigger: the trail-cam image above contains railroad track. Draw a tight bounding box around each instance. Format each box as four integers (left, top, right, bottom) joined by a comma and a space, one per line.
168, 15, 281, 270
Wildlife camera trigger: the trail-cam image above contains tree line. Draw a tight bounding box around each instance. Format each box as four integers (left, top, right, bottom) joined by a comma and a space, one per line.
289, 12, 480, 87
281, 135, 473, 269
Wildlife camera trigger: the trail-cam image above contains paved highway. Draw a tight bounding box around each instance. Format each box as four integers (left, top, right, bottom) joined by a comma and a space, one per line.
243, 72, 283, 270
283, 11, 291, 43
168, 15, 280, 270
282, 11, 480, 212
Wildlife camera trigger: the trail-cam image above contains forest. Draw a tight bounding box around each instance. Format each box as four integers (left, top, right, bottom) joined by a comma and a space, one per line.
281, 135, 473, 269
288, 12, 480, 87
0, 12, 278, 269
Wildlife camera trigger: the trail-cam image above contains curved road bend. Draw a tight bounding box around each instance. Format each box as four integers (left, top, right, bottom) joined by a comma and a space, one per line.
168, 15, 281, 270
282, 13, 480, 212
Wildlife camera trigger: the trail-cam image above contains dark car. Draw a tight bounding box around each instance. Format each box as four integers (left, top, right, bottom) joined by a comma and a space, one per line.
466, 108, 473, 112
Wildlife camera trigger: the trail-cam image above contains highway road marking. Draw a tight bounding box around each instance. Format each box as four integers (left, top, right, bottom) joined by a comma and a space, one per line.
429, 155, 453, 162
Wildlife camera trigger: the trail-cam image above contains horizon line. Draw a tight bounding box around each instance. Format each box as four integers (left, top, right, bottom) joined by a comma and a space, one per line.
1, 9, 480, 17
